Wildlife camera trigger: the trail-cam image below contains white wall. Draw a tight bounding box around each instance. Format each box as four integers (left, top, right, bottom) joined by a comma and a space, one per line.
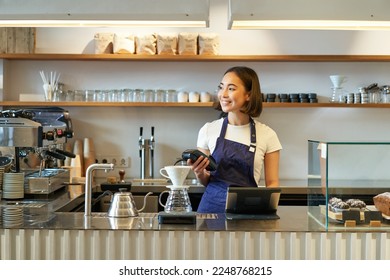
33, 0, 390, 56
3, 0, 390, 183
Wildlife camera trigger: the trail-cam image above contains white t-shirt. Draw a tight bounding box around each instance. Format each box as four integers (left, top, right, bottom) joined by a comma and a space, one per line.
197, 118, 282, 184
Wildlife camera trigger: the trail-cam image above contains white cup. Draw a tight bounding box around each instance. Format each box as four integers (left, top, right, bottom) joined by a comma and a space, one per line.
189, 91, 200, 102
200, 91, 211, 102
160, 165, 191, 186
177, 91, 189, 102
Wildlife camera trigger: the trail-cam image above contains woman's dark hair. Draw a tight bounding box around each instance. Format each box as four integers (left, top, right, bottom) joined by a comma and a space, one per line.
214, 66, 263, 117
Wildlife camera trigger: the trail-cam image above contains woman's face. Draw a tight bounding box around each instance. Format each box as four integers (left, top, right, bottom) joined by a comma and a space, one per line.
218, 72, 250, 113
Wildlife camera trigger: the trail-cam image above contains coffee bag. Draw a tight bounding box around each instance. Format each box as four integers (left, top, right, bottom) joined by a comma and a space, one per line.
135, 34, 157, 55
157, 33, 178, 55
178, 32, 198, 55
198, 33, 219, 55
94, 33, 114, 54
113, 34, 135, 54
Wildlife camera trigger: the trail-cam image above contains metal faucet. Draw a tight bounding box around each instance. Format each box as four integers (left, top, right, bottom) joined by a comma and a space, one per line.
84, 163, 114, 216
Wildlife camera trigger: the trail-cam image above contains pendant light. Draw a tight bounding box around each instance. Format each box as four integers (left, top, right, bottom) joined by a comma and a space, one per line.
0, 0, 209, 28
229, 0, 390, 30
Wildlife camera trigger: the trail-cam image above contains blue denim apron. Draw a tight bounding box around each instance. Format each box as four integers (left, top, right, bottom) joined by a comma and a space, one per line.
197, 117, 257, 213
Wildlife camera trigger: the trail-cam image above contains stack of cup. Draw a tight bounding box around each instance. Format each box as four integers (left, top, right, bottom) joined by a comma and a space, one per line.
2, 206, 24, 227
2, 172, 24, 199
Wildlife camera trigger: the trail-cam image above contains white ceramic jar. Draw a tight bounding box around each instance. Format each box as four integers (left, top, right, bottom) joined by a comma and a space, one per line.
200, 91, 211, 102
177, 91, 189, 102
189, 91, 200, 102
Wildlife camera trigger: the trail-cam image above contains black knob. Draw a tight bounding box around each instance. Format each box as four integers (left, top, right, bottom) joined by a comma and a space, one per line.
44, 131, 55, 141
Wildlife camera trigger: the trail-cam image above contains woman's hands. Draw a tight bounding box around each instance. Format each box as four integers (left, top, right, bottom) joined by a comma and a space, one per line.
187, 151, 211, 186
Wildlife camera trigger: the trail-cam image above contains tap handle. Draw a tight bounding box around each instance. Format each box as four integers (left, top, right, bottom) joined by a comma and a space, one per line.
151, 126, 155, 157
150, 127, 155, 146
139, 126, 143, 157
119, 169, 125, 183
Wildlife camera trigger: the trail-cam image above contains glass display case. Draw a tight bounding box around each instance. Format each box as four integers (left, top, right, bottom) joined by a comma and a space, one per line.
307, 140, 390, 230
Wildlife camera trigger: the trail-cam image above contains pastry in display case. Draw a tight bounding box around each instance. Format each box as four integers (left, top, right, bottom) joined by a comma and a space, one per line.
307, 140, 390, 230
373, 192, 390, 217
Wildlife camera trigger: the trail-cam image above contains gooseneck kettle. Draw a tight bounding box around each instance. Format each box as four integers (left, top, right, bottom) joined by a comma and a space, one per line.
108, 189, 153, 217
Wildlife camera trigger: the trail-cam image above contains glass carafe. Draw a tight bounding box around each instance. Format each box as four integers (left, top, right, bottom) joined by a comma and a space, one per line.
330, 87, 345, 103
159, 186, 192, 213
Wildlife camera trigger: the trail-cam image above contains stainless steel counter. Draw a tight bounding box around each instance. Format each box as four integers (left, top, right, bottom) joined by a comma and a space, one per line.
0, 205, 318, 231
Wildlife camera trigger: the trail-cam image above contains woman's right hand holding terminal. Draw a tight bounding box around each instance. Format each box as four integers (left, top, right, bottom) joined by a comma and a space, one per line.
187, 154, 211, 186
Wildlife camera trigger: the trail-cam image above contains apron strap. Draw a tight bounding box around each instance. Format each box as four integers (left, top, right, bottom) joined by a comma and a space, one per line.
249, 118, 256, 153
220, 117, 257, 153
219, 117, 229, 138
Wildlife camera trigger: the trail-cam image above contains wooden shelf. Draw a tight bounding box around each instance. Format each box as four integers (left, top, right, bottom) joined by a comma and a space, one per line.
0, 101, 215, 107
2, 54, 390, 109
2, 53, 390, 62
1, 101, 390, 108
263, 103, 390, 108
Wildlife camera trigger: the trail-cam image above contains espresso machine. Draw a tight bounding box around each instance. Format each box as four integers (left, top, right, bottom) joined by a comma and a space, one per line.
0, 107, 75, 195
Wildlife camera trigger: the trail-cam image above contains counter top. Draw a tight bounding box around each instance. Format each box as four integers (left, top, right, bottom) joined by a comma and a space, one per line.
1, 200, 387, 232
0, 203, 318, 231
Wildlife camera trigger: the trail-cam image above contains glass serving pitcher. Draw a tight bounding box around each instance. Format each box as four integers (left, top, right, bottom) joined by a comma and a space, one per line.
159, 186, 192, 213
381, 85, 390, 103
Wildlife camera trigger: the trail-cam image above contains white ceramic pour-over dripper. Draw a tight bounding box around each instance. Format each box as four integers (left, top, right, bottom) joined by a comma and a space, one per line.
329, 75, 347, 88
159, 166, 191, 186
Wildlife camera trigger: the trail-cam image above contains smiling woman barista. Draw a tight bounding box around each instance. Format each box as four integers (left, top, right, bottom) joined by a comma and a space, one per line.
187, 66, 282, 213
